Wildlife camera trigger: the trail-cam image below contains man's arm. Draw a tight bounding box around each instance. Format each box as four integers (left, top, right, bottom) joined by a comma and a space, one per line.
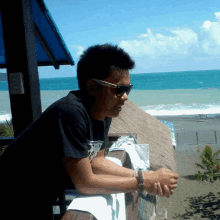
62, 150, 178, 196
91, 149, 136, 177
91, 149, 156, 180
90, 149, 177, 197
62, 156, 143, 195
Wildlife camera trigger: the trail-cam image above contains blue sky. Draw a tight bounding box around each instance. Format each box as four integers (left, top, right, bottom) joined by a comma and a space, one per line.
38, 0, 220, 78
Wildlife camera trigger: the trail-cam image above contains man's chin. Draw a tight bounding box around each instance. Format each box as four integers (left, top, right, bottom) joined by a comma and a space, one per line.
108, 112, 120, 118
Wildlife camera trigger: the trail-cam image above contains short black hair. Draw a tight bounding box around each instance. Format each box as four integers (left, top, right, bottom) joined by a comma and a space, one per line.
77, 43, 135, 92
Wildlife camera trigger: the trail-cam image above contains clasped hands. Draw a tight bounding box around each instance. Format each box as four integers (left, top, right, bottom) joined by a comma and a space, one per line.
143, 168, 179, 198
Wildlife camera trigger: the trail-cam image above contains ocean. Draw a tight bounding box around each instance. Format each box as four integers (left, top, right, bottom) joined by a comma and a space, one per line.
1, 69, 220, 132
2, 69, 220, 150
2, 69, 220, 116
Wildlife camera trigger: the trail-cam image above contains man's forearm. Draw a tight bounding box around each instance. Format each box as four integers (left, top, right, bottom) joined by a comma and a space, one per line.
91, 157, 135, 177
81, 174, 141, 195
86, 157, 155, 195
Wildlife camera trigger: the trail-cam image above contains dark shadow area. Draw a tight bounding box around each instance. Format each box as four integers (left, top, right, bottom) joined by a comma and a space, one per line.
173, 192, 220, 219
182, 173, 220, 181
182, 174, 201, 181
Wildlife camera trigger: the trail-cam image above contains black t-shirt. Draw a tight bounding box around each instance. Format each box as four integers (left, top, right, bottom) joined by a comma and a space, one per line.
1, 90, 112, 217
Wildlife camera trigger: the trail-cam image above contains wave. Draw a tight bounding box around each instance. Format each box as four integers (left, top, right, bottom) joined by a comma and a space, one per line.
140, 103, 220, 118
2, 103, 220, 124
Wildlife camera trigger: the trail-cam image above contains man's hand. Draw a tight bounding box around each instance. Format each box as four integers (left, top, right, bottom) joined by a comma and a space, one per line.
153, 182, 174, 198
142, 171, 166, 197
143, 169, 179, 198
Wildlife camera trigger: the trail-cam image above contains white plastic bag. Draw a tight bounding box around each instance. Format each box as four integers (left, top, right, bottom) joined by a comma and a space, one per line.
109, 135, 150, 171
134, 143, 150, 171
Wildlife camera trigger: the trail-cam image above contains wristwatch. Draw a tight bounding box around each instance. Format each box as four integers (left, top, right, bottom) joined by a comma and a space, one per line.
133, 169, 145, 193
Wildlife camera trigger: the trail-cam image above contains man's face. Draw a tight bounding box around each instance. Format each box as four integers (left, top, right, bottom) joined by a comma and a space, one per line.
93, 69, 130, 120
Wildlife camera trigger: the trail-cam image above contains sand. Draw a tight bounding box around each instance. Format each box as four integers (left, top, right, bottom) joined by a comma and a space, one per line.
156, 151, 220, 219
156, 115, 220, 156
151, 115, 220, 219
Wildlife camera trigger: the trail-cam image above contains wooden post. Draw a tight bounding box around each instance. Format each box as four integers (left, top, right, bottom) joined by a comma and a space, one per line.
0, 0, 42, 137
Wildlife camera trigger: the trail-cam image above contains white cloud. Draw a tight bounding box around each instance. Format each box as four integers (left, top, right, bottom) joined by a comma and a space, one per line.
119, 28, 198, 59
118, 11, 220, 73
202, 21, 212, 30
200, 12, 220, 54
215, 12, 220, 20
71, 45, 85, 57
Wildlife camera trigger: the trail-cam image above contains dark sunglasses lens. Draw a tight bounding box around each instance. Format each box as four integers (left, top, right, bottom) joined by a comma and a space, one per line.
116, 85, 132, 96
126, 85, 132, 95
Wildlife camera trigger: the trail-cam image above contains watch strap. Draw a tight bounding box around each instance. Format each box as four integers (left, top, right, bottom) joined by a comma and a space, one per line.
134, 169, 145, 193
137, 169, 145, 192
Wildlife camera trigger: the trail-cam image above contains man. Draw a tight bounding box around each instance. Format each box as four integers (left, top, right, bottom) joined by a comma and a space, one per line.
1, 43, 179, 219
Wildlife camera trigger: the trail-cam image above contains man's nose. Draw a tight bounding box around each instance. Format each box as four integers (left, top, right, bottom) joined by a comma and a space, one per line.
121, 92, 129, 101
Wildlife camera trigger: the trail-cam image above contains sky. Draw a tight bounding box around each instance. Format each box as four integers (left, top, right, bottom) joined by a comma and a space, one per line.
37, 0, 220, 78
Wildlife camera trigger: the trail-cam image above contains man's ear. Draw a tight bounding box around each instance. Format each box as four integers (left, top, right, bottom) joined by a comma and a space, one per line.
86, 80, 97, 96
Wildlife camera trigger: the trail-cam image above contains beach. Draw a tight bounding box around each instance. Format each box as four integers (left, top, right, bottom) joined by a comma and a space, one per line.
155, 115, 220, 156
156, 150, 220, 219
152, 115, 220, 219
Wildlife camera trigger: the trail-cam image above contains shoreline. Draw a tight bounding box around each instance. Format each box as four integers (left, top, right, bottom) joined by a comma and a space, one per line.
155, 115, 220, 156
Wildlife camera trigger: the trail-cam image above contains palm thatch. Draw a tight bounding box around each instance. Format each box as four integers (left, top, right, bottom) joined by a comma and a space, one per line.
109, 99, 177, 174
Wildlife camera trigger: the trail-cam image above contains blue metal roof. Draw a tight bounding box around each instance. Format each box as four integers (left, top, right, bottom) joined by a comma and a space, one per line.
0, 0, 74, 69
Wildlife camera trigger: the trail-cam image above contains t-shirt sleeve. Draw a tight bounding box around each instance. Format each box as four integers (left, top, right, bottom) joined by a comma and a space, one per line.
56, 104, 91, 159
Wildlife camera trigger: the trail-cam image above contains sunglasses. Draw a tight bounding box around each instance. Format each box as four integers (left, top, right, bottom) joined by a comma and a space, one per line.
92, 79, 133, 97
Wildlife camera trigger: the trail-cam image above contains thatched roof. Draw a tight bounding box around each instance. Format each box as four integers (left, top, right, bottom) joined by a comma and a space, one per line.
109, 99, 177, 174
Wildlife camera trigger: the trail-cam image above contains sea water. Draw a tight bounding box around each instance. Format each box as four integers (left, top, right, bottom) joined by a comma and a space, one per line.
1, 70, 220, 119
1, 70, 220, 139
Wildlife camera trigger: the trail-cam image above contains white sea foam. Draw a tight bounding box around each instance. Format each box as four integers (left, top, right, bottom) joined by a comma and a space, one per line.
2, 104, 220, 124
140, 104, 220, 118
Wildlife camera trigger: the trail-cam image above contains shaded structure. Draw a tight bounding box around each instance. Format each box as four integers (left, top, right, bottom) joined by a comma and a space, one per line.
0, 0, 74, 139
